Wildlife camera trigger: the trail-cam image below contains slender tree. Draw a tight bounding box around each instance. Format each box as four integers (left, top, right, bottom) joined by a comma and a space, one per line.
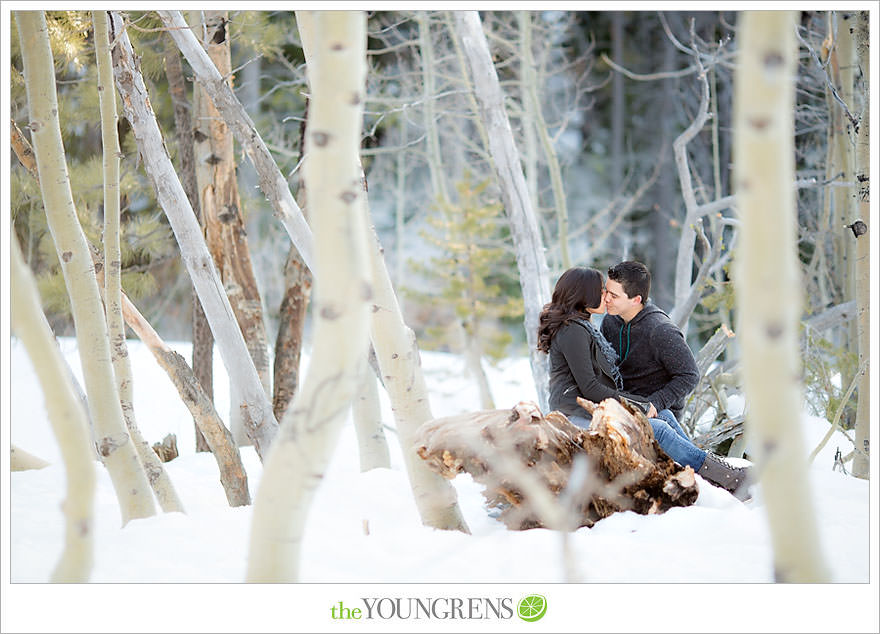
11, 239, 96, 582
163, 33, 213, 453
16, 10, 155, 524
734, 10, 828, 582
109, 11, 278, 459
849, 10, 870, 479
94, 10, 184, 514
453, 10, 551, 410
248, 10, 374, 581
352, 364, 391, 472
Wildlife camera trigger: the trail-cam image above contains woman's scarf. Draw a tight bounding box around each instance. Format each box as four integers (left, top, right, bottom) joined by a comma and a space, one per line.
575, 318, 624, 390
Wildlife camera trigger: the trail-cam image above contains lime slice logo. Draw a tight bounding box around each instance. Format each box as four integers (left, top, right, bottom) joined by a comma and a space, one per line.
517, 594, 547, 622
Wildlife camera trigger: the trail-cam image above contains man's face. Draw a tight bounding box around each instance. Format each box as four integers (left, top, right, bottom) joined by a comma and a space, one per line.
604, 279, 641, 318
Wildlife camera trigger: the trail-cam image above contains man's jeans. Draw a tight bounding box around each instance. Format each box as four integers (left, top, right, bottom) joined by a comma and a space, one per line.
650, 409, 707, 470
568, 409, 707, 471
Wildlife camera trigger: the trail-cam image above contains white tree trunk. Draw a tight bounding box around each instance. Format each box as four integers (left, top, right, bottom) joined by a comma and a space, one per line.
247, 11, 374, 582
94, 11, 184, 514
453, 11, 551, 411
518, 12, 570, 269
298, 10, 471, 533
156, 9, 315, 272
11, 237, 96, 582
418, 12, 449, 205
361, 219, 469, 532
352, 366, 391, 472
733, 10, 828, 582
16, 10, 155, 525
672, 65, 711, 319
850, 10, 870, 479
109, 12, 278, 460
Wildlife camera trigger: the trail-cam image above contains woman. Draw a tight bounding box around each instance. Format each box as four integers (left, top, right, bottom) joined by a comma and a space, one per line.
538, 267, 747, 496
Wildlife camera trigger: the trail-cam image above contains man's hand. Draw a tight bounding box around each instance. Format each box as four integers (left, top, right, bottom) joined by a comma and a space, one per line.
646, 404, 658, 419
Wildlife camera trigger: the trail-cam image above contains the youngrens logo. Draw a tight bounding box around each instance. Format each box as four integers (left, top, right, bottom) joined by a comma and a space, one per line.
329, 595, 546, 621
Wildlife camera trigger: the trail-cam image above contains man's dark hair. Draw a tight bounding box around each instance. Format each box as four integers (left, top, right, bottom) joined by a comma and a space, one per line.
607, 261, 651, 304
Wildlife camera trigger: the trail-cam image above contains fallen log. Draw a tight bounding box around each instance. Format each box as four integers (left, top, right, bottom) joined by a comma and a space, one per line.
415, 398, 699, 530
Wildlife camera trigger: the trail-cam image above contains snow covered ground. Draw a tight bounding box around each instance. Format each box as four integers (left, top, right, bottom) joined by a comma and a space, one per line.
3, 336, 878, 633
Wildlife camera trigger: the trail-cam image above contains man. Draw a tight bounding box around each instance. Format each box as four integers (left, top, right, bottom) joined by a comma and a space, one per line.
600, 260, 750, 498
600, 260, 697, 421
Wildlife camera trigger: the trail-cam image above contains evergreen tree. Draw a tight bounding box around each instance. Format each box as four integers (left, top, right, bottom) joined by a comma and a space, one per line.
406, 174, 523, 368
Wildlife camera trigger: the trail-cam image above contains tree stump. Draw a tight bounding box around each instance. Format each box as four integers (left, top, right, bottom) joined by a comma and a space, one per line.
415, 398, 698, 530
152, 434, 179, 463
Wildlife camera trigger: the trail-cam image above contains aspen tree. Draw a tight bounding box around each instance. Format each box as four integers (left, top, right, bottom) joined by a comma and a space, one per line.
93, 11, 184, 514
16, 10, 155, 524
298, 10, 470, 532
247, 11, 374, 581
518, 11, 570, 269
850, 10, 869, 479
109, 11, 278, 459
352, 366, 391, 472
163, 7, 468, 530
453, 11, 552, 410
733, 10, 829, 582
163, 34, 213, 453
11, 238, 95, 582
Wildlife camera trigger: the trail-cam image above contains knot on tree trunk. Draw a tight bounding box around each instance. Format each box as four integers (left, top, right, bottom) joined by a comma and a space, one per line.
415, 398, 698, 530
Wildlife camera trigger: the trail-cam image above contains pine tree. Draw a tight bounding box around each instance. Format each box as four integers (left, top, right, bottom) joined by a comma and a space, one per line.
406, 174, 523, 408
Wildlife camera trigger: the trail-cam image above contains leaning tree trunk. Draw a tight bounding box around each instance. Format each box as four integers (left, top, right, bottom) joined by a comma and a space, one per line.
16, 10, 156, 524
157, 9, 315, 271
453, 11, 551, 411
191, 10, 272, 446
247, 11, 374, 582
94, 11, 184, 515
109, 11, 278, 460
118, 291, 251, 507
733, 10, 828, 582
11, 238, 96, 582
163, 32, 212, 453
850, 10, 870, 479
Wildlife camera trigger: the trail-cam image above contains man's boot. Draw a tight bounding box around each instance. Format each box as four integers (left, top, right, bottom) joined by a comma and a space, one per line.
698, 453, 752, 500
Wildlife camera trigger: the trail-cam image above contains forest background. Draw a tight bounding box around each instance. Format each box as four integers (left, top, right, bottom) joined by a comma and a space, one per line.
7, 8, 873, 421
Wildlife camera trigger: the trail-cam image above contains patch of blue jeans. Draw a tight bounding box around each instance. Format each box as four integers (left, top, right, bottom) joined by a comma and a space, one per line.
568, 414, 591, 429
650, 409, 706, 470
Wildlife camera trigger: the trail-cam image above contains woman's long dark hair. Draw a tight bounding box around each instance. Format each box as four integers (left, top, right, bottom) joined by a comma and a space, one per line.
537, 267, 604, 353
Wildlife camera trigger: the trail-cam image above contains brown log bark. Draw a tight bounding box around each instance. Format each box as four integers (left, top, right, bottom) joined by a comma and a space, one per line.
151, 434, 179, 463
192, 11, 271, 443
164, 34, 212, 453
415, 398, 698, 530
273, 246, 311, 421
11, 119, 39, 178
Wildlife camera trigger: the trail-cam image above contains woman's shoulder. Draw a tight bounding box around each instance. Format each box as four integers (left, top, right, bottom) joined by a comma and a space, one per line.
555, 319, 595, 344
